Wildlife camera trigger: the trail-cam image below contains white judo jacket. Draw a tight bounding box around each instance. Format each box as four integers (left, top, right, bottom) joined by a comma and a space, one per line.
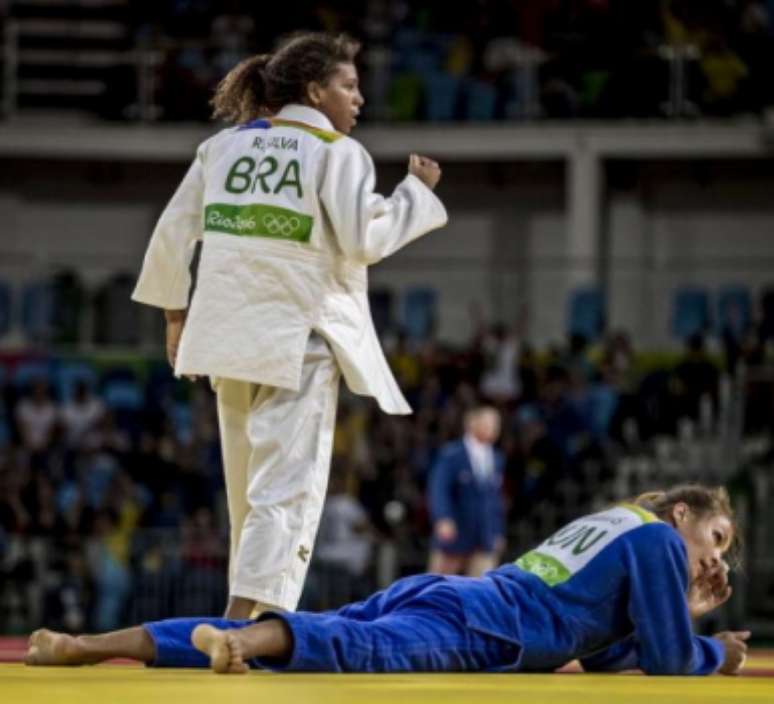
132, 104, 448, 414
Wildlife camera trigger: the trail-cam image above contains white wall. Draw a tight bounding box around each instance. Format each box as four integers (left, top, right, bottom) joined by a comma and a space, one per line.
370, 162, 566, 345
370, 211, 496, 343
1, 199, 155, 284
2, 158, 774, 349
608, 163, 774, 347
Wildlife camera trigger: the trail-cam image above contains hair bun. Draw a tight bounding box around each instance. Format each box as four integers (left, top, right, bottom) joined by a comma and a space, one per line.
211, 54, 272, 124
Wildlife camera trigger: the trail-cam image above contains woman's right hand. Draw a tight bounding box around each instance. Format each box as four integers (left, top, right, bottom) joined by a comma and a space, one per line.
164, 309, 186, 371
409, 154, 442, 190
714, 630, 751, 675
688, 560, 731, 619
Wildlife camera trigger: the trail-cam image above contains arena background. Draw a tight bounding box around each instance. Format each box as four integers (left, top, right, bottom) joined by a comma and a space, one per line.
1, 0, 774, 700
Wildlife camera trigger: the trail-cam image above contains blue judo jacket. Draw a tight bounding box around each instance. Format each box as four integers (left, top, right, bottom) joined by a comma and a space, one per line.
428, 439, 506, 553
454, 503, 725, 675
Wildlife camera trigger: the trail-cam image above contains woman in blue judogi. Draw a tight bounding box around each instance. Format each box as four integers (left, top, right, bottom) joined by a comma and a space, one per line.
25, 485, 749, 676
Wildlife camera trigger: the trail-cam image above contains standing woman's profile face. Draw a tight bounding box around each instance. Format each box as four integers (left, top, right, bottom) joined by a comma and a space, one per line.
305, 62, 364, 134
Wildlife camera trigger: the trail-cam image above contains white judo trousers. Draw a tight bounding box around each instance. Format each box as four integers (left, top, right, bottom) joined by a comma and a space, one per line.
215, 333, 340, 611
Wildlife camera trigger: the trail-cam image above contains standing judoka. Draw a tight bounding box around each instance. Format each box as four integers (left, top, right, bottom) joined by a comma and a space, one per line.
131, 32, 447, 618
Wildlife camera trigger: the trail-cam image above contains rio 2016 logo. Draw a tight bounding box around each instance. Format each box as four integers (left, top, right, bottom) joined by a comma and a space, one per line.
207, 210, 256, 232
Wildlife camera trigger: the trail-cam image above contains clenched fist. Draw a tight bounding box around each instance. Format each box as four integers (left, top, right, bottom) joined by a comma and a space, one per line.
409, 154, 442, 190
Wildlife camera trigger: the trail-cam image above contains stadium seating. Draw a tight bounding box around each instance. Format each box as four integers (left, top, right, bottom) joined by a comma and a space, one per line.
50, 270, 85, 345
463, 78, 497, 120
21, 280, 55, 344
368, 288, 395, 337
10, 358, 53, 390
671, 286, 711, 340
100, 370, 143, 411
0, 280, 11, 339
93, 273, 141, 346
402, 287, 437, 341
716, 285, 752, 338
54, 359, 98, 401
423, 71, 459, 121
567, 286, 605, 341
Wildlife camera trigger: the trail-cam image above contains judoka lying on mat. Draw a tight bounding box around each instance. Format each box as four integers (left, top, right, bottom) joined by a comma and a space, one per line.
26, 484, 749, 676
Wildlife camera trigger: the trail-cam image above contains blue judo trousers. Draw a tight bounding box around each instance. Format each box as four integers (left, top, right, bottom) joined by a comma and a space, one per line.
147, 574, 511, 672
145, 505, 725, 675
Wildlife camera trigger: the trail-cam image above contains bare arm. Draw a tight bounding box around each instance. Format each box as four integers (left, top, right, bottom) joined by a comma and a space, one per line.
164, 309, 186, 370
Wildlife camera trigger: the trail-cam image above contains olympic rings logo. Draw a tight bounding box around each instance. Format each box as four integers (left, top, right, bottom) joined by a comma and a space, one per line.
262, 213, 301, 237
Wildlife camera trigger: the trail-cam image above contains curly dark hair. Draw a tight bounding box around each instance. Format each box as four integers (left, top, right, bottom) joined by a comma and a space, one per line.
211, 32, 361, 124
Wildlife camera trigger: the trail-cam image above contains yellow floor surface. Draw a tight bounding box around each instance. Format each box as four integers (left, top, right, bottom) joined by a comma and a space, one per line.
1, 659, 773, 704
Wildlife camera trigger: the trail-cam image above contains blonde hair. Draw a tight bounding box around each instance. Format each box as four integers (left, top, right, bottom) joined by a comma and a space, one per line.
633, 484, 741, 567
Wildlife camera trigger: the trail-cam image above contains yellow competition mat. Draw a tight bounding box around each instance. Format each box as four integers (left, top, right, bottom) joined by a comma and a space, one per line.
1, 659, 772, 704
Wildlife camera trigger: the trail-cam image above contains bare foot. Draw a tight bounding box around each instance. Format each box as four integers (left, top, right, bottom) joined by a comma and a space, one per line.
192, 624, 249, 674
25, 629, 86, 667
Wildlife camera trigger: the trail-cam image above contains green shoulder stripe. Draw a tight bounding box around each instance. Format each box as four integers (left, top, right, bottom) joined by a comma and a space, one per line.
270, 119, 344, 143
619, 503, 659, 524
515, 551, 571, 587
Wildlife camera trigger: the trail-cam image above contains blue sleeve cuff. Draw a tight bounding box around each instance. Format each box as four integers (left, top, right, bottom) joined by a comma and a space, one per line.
693, 636, 725, 675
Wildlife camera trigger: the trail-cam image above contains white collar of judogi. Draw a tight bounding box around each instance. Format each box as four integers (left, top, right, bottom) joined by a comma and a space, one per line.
275, 104, 336, 132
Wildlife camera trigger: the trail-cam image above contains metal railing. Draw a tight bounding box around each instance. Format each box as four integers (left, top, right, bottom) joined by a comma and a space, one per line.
0, 21, 726, 123
1, 18, 163, 120
2, 454, 773, 637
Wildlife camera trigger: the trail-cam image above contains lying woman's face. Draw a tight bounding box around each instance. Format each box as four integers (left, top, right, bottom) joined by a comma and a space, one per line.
674, 505, 733, 582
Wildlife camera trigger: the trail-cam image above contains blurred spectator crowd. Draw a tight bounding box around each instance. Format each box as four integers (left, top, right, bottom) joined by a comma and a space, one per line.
4, 265, 774, 631
4, 292, 774, 634
4, 0, 774, 121
0, 359, 227, 634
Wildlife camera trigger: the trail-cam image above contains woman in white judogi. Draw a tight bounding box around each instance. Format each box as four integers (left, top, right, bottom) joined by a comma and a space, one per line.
131, 33, 447, 618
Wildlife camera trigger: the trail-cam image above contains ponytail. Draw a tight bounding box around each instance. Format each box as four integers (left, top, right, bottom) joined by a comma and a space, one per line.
633, 490, 670, 513
211, 54, 271, 125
